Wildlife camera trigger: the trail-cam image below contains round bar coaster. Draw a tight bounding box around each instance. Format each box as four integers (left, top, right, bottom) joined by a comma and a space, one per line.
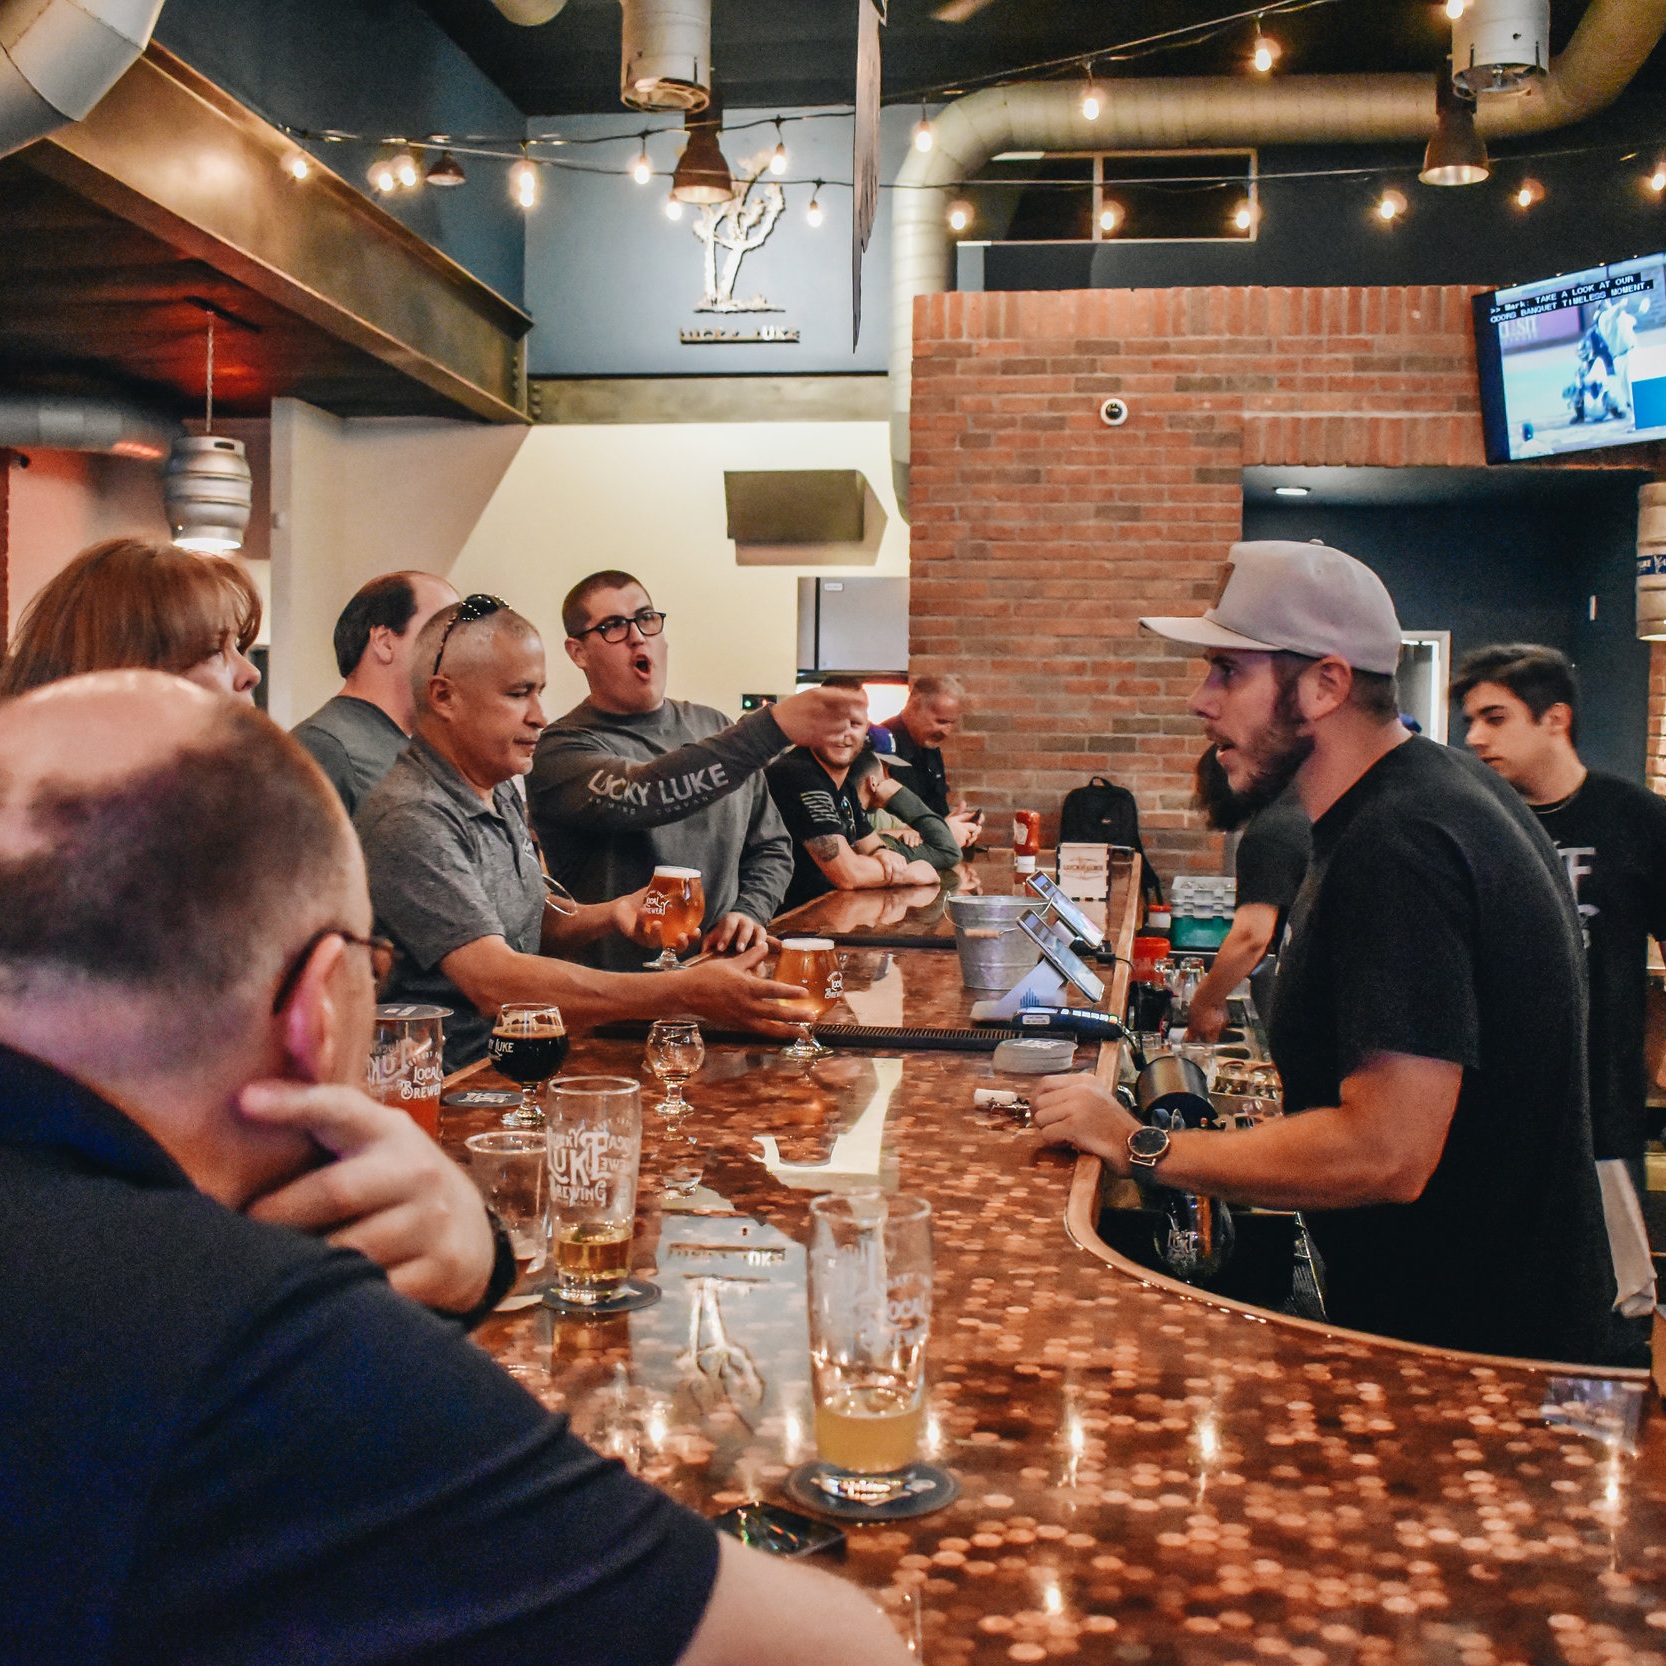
541, 1279, 661, 1319
783, 1461, 959, 1521
442, 1088, 524, 1109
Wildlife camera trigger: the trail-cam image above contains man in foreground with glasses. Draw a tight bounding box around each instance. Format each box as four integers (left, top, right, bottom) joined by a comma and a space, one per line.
529, 570, 870, 970
359, 595, 816, 1066
0, 671, 910, 1665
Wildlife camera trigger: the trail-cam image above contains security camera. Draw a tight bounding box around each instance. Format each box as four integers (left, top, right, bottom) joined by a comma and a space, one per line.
1099, 397, 1129, 427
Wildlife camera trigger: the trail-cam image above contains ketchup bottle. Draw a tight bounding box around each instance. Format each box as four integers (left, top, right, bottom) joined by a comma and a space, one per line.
1012, 809, 1041, 874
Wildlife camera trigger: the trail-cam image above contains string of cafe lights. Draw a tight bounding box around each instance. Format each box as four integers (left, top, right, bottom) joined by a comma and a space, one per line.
271, 0, 1666, 237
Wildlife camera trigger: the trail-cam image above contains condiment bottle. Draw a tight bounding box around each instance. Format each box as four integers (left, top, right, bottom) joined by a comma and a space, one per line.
1012, 809, 1041, 874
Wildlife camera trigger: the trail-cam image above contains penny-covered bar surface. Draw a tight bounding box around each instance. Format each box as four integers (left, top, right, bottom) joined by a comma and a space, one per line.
446, 854, 1666, 1666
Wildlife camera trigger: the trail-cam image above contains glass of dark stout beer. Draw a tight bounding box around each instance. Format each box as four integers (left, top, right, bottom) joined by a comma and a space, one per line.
775, 937, 843, 1061
488, 1002, 569, 1128
640, 865, 705, 970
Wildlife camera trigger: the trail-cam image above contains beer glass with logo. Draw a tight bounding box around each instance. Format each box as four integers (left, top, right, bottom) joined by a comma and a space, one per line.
640, 865, 705, 970
775, 936, 842, 1060
366, 1004, 449, 1137
807, 1191, 933, 1503
488, 1002, 568, 1128
546, 1076, 642, 1305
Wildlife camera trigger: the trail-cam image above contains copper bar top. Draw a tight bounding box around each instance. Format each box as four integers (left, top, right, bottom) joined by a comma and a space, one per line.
448, 861, 1666, 1665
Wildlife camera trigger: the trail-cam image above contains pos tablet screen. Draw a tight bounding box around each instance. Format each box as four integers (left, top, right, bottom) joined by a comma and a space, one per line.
1018, 911, 1106, 1004
1023, 871, 1105, 950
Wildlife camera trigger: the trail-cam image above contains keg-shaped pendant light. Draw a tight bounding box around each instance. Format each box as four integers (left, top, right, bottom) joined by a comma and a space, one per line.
165, 313, 253, 554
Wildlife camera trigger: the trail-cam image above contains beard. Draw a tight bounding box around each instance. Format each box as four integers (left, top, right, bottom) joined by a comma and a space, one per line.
1213, 680, 1314, 822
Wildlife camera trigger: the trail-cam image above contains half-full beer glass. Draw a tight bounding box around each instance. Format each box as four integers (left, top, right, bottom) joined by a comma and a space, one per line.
367, 1004, 449, 1137
775, 937, 842, 1060
641, 865, 705, 970
807, 1192, 932, 1501
546, 1076, 642, 1305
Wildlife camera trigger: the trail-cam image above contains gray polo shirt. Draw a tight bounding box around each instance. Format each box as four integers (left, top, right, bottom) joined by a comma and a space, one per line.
355, 738, 544, 1069
292, 695, 410, 817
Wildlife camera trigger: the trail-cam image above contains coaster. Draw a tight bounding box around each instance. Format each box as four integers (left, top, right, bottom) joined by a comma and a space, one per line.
443, 1088, 524, 1109
783, 1461, 960, 1521
541, 1278, 662, 1318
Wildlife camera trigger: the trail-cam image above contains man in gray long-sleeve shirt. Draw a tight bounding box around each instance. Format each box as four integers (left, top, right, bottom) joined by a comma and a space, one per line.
527, 571, 869, 970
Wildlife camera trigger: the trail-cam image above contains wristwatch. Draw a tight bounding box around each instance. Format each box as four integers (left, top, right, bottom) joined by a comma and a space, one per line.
1127, 1125, 1172, 1172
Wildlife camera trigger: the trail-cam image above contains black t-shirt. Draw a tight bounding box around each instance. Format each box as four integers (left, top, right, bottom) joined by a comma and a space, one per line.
766, 748, 874, 912
1269, 737, 1616, 1363
1532, 771, 1666, 1163
1233, 785, 1312, 949
0, 1043, 719, 1665
888, 722, 951, 817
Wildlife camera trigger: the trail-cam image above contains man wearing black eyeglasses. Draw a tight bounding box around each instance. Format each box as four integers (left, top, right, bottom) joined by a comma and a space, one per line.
528, 570, 871, 971
0, 671, 911, 1666
359, 595, 816, 1066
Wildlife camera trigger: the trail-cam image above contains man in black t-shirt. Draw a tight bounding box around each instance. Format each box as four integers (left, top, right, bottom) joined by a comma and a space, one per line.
1031, 541, 1618, 1364
882, 675, 982, 849
1457, 642, 1666, 1319
1186, 747, 1311, 1041
767, 681, 943, 914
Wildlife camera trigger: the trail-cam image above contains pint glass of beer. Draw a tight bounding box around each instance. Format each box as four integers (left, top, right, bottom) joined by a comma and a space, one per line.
808, 1192, 932, 1499
775, 936, 842, 1061
546, 1076, 642, 1305
640, 865, 705, 970
366, 1003, 449, 1137
487, 1002, 568, 1128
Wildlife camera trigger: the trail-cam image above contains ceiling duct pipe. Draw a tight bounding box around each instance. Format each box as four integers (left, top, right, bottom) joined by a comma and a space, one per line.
0, 0, 164, 161
489, 0, 568, 22
887, 0, 1666, 516
619, 0, 710, 112
0, 392, 181, 459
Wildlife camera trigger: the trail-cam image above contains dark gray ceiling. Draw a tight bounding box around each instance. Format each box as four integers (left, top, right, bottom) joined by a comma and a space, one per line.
412, 0, 1598, 119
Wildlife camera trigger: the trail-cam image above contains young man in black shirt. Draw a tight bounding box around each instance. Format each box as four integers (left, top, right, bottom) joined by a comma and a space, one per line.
1031, 541, 1619, 1364
1457, 641, 1666, 1319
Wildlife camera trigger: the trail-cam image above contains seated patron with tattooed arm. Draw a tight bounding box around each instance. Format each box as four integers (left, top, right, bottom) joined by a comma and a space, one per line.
766, 680, 944, 914
529, 571, 869, 968
357, 597, 815, 1069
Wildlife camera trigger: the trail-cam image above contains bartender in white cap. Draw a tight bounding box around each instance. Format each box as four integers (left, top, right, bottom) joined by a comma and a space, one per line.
1033, 541, 1623, 1364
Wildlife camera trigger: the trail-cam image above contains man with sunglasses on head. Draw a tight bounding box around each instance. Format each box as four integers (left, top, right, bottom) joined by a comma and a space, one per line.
359, 595, 815, 1067
528, 571, 870, 970
0, 670, 912, 1666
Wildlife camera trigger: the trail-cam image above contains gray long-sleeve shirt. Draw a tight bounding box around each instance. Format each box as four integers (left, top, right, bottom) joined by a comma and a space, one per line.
527, 699, 794, 970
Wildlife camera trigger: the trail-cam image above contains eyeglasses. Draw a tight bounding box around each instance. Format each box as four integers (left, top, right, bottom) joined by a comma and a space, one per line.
271, 927, 396, 1014
573, 608, 667, 644
432, 593, 508, 676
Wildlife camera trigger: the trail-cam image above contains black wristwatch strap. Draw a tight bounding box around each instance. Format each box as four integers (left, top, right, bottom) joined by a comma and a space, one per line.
450, 1209, 519, 1331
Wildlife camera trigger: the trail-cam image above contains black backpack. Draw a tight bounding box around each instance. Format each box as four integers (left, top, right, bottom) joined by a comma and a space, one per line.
1058, 776, 1165, 904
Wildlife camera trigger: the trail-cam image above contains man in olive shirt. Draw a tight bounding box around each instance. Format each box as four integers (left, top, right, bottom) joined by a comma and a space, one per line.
293, 571, 459, 814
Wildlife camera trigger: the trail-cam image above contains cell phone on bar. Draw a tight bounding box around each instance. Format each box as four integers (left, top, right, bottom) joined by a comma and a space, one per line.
712, 1502, 846, 1557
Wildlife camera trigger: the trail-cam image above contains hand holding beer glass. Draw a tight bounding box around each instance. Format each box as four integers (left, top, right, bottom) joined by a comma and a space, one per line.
545, 1076, 646, 1308
487, 1002, 568, 1128
640, 865, 705, 970
775, 936, 842, 1061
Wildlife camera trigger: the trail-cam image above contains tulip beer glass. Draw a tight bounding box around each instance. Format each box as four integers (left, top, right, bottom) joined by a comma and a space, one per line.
775, 937, 842, 1061
808, 1192, 933, 1501
545, 1076, 643, 1305
488, 1002, 568, 1128
641, 865, 705, 970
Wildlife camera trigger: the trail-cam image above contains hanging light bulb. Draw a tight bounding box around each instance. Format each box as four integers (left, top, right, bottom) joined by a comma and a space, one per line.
1514, 177, 1545, 210
1251, 17, 1281, 73
1233, 197, 1259, 232
665, 194, 684, 220
948, 199, 973, 233
1445, 0, 1466, 16
1420, 59, 1489, 186
632, 136, 653, 184
510, 148, 540, 210
391, 148, 421, 189
1376, 188, 1408, 222
1099, 199, 1125, 234
913, 108, 934, 152
1649, 164, 1666, 193
770, 119, 788, 175
368, 150, 399, 194
284, 150, 311, 182
806, 182, 824, 228
1080, 64, 1102, 121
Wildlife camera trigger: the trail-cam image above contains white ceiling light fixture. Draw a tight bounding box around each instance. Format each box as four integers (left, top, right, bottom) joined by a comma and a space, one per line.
165, 316, 252, 556
620, 0, 712, 112
1452, 0, 1550, 96
1273, 484, 1311, 496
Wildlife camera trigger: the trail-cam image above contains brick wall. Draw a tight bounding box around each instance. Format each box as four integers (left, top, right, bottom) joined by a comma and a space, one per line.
911, 285, 1505, 880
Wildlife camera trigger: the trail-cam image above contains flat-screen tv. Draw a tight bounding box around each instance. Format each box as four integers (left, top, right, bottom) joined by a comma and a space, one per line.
1474, 255, 1666, 463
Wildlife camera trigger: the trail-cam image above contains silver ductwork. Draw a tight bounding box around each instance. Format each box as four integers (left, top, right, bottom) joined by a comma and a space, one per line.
0, 0, 165, 160
888, 0, 1666, 513
619, 0, 710, 113
0, 392, 180, 458
488, 0, 569, 23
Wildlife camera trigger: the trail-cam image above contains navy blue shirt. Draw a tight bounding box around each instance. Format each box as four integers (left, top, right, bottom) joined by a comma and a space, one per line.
0, 1043, 719, 1664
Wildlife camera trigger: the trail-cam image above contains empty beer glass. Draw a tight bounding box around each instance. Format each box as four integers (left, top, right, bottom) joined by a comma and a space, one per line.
775, 937, 842, 1061
546, 1076, 642, 1305
641, 865, 705, 970
807, 1191, 932, 1503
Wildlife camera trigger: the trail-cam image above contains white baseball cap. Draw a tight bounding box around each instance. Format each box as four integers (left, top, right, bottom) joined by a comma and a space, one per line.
1140, 540, 1404, 676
